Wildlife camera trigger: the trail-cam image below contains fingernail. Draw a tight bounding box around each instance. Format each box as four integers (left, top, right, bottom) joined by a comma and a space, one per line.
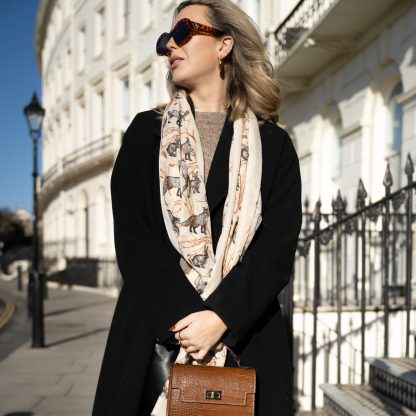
168, 325, 175, 331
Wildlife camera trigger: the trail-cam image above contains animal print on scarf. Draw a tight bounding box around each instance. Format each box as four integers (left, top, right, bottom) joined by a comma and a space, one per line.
152, 88, 262, 415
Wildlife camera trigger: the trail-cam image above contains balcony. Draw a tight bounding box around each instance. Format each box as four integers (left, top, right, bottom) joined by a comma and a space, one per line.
39, 133, 120, 212
41, 162, 58, 186
272, 0, 405, 93
61, 134, 112, 172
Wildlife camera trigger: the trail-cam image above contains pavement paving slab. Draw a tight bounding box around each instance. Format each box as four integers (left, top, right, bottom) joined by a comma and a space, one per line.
0, 278, 117, 416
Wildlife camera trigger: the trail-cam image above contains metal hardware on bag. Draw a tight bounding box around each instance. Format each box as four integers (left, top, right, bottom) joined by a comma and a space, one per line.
206, 390, 222, 400
185, 344, 251, 369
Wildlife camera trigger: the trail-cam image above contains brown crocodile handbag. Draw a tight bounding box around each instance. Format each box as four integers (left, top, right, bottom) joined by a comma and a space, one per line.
167, 345, 256, 415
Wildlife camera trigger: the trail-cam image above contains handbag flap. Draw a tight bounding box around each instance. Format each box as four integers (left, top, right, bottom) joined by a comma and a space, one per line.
170, 364, 256, 406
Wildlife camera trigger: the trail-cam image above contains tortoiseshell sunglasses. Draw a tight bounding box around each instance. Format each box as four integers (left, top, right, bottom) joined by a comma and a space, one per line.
156, 18, 227, 56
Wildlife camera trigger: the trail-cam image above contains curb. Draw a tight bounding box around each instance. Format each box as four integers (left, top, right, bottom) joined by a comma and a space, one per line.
46, 280, 120, 298
0, 293, 16, 332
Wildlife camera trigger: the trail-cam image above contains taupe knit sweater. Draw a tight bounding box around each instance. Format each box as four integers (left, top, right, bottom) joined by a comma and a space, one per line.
179, 110, 227, 274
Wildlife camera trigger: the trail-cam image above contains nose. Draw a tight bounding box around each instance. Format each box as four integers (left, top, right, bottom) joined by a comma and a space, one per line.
165, 35, 177, 54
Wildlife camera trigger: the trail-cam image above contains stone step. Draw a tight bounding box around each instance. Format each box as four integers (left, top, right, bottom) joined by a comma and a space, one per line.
320, 383, 416, 415
367, 357, 416, 410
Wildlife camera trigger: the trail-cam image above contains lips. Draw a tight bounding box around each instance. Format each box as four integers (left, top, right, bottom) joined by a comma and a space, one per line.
171, 59, 183, 68
169, 56, 184, 67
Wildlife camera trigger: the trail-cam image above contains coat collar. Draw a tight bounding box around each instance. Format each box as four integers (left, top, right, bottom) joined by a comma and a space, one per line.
152, 93, 233, 216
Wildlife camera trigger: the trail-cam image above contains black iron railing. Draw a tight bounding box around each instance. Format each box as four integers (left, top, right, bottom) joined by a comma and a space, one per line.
273, 0, 337, 65
291, 153, 415, 409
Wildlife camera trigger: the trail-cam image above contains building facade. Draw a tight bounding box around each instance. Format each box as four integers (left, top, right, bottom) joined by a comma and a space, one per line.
272, 0, 416, 410
35, 0, 285, 289
35, 0, 416, 410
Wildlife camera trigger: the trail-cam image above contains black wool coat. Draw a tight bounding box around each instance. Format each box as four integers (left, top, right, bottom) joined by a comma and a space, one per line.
92, 96, 302, 416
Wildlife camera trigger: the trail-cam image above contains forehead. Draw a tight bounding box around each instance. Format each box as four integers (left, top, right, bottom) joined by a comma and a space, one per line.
171, 5, 211, 29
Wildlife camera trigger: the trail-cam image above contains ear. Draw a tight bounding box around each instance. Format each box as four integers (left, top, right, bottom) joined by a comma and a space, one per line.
217, 35, 234, 60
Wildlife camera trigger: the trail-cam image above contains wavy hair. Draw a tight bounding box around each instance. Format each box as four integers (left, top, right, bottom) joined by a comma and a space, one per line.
152, 0, 281, 126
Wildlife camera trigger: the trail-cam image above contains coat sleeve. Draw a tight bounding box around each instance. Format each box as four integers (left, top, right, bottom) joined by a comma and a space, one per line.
111, 112, 205, 344
202, 129, 302, 348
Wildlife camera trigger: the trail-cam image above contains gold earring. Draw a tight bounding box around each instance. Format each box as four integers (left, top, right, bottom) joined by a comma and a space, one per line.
218, 58, 225, 79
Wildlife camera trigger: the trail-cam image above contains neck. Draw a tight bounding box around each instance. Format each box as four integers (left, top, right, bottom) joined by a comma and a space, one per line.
186, 86, 227, 113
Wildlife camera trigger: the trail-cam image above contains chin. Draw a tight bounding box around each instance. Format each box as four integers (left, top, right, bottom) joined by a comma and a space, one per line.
172, 73, 190, 89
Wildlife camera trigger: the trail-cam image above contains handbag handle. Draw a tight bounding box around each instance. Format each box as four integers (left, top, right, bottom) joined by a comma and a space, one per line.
184, 344, 250, 369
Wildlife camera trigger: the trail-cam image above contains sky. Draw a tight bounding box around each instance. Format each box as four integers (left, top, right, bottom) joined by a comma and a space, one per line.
0, 1, 42, 215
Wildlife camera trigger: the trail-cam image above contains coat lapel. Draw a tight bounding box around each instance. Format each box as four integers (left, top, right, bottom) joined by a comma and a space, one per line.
152, 95, 233, 222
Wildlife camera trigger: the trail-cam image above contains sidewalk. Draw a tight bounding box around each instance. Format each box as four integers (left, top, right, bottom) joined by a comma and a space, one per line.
0, 277, 117, 416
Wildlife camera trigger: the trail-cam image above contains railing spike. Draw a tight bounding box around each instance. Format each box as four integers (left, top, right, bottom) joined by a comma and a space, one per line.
312, 199, 321, 222
332, 189, 343, 213
383, 163, 393, 188
356, 178, 367, 209
304, 195, 310, 210
357, 178, 368, 200
405, 152, 414, 178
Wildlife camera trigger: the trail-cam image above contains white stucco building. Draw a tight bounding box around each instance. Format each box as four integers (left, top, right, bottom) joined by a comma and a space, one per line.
35, 0, 416, 411
273, 0, 416, 410
36, 0, 416, 276
34, 0, 281, 287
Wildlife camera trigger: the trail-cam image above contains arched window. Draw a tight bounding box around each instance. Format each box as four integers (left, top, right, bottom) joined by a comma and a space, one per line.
319, 111, 342, 211
386, 82, 403, 153
329, 118, 342, 180
385, 81, 403, 190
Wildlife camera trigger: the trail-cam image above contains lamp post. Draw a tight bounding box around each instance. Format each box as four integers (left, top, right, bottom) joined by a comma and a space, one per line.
23, 92, 45, 348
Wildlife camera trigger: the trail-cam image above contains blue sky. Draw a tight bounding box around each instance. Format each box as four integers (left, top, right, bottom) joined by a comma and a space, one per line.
0, 1, 42, 214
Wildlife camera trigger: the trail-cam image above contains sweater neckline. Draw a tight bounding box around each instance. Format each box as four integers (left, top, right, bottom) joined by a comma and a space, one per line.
195, 110, 227, 115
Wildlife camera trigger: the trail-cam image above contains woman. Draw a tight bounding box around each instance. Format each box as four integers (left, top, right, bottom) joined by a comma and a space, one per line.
92, 1, 302, 415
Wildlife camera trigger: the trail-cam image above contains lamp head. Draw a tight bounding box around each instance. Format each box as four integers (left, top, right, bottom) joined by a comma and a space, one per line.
24, 92, 45, 137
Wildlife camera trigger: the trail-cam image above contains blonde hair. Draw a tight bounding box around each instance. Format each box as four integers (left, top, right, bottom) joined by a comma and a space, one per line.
153, 0, 281, 126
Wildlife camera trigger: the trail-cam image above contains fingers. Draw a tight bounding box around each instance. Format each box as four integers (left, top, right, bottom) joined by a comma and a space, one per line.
188, 348, 209, 361
174, 328, 187, 342
181, 342, 199, 353
169, 313, 195, 333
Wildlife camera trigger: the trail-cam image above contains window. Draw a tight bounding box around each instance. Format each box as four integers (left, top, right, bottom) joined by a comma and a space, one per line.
63, 107, 71, 156
122, 78, 130, 130
95, 188, 107, 249
57, 59, 62, 97
139, 79, 152, 112
121, 0, 130, 37
386, 82, 403, 155
78, 25, 86, 72
64, 45, 71, 87
95, 7, 105, 56
140, 0, 152, 31
320, 114, 342, 211
385, 81, 403, 190
76, 97, 86, 144
95, 90, 105, 138
330, 118, 342, 179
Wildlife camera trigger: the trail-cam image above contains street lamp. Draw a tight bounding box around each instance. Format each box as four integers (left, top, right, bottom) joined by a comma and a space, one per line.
23, 91, 45, 348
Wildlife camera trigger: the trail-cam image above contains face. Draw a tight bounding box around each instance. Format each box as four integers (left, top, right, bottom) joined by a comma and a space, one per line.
165, 5, 229, 89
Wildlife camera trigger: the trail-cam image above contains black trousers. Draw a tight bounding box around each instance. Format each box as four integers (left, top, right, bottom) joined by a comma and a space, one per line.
138, 342, 237, 415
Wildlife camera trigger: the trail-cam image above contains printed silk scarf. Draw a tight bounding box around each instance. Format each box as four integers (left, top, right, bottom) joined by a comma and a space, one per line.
151, 88, 263, 415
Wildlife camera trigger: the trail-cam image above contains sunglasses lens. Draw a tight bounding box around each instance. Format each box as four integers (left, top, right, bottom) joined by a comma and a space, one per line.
173, 20, 190, 45
156, 33, 170, 55
156, 20, 191, 56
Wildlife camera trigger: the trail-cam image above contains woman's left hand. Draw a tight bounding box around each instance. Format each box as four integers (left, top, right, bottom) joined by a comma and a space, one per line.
169, 310, 228, 360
